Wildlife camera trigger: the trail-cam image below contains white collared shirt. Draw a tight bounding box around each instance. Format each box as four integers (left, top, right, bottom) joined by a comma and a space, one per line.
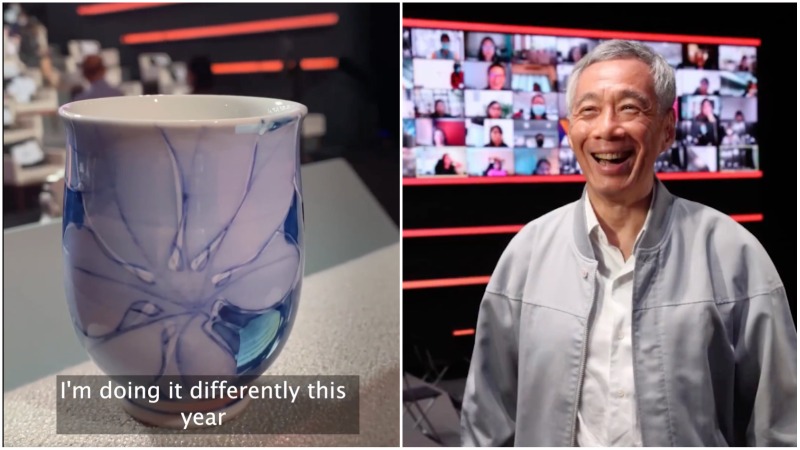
576, 194, 653, 447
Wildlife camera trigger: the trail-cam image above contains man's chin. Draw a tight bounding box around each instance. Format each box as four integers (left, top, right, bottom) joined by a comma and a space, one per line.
587, 170, 656, 203
586, 173, 636, 197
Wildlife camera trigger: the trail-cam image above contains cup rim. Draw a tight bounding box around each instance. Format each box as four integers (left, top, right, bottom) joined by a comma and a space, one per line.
58, 94, 308, 126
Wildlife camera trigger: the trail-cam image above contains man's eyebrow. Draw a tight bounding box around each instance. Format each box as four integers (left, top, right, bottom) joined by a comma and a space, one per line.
574, 92, 601, 107
618, 89, 652, 107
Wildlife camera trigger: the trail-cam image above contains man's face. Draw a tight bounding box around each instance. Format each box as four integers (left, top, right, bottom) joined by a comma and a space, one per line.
435, 102, 445, 114
567, 59, 674, 202
488, 66, 506, 90
699, 80, 708, 93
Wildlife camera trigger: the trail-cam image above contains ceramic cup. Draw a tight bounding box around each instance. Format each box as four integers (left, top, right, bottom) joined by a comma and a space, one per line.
59, 95, 307, 427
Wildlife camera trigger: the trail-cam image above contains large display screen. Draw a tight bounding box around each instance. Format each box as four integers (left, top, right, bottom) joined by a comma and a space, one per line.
402, 26, 759, 178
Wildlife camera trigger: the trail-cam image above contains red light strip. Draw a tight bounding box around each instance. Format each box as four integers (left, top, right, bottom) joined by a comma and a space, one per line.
77, 3, 173, 16
404, 225, 525, 238
656, 171, 763, 181
403, 18, 761, 46
404, 213, 764, 290
403, 171, 763, 186
211, 57, 339, 75
121, 12, 339, 44
300, 57, 339, 71
403, 276, 492, 290
729, 213, 764, 223
212, 60, 284, 75
403, 213, 763, 239
453, 328, 476, 337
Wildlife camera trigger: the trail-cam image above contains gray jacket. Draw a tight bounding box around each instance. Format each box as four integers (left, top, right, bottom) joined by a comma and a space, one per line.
461, 180, 796, 446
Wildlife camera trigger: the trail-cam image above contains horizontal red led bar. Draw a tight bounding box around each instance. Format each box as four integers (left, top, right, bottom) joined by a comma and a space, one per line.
300, 57, 339, 71
656, 171, 763, 181
403, 213, 763, 239
403, 276, 491, 290
404, 225, 524, 238
77, 3, 172, 16
453, 329, 476, 337
212, 60, 284, 75
211, 57, 339, 75
121, 12, 339, 44
403, 171, 763, 186
403, 18, 761, 46
730, 213, 763, 223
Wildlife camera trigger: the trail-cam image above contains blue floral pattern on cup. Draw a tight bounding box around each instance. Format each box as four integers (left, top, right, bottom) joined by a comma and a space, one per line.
61, 115, 304, 383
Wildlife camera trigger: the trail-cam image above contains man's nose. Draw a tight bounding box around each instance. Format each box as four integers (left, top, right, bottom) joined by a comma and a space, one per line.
591, 107, 625, 140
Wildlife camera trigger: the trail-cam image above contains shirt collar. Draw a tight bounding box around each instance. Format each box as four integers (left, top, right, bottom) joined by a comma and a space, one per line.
584, 188, 656, 250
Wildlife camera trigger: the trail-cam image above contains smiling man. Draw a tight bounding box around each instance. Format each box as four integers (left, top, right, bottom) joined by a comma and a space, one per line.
460, 40, 796, 447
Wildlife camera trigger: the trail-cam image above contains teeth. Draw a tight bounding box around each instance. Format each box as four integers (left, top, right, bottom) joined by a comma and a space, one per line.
594, 152, 628, 160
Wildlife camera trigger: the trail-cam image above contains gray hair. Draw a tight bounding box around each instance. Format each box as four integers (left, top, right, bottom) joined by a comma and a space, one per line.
565, 40, 676, 115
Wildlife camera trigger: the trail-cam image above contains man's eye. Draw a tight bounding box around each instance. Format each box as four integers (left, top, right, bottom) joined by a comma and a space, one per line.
621, 104, 639, 111
579, 107, 598, 113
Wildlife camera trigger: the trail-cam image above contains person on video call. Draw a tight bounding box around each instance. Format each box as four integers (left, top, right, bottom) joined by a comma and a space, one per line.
530, 94, 549, 119
693, 77, 713, 95
430, 99, 450, 118
461, 40, 796, 447
484, 157, 508, 176
434, 152, 460, 175
432, 127, 448, 147
478, 36, 498, 62
721, 126, 741, 146
534, 158, 552, 175
744, 80, 757, 97
687, 45, 711, 69
738, 55, 751, 72
451, 62, 465, 89
486, 101, 503, 119
569, 43, 589, 63
530, 133, 546, 148
486, 125, 508, 147
732, 110, 747, 135
486, 63, 507, 90
691, 98, 720, 145
686, 146, 711, 172
431, 33, 455, 60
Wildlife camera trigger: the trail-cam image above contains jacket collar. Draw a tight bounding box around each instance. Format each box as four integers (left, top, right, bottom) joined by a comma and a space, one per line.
573, 177, 674, 260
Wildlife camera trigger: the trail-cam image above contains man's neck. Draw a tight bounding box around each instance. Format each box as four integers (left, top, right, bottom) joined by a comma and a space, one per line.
587, 184, 653, 261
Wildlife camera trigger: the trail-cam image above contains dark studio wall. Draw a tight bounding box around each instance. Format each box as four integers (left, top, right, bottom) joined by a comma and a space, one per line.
33, 3, 399, 152
403, 3, 797, 378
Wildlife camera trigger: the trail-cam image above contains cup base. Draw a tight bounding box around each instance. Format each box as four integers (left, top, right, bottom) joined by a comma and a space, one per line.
121, 396, 252, 429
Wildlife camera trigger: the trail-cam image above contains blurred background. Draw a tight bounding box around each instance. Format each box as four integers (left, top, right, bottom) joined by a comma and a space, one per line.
401, 3, 795, 446
3, 2, 399, 228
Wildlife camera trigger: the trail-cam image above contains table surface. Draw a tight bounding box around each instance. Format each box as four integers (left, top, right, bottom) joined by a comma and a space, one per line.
4, 243, 400, 446
3, 158, 400, 446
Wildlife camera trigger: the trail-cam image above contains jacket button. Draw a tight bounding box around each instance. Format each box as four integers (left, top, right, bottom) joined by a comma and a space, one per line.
581, 269, 588, 279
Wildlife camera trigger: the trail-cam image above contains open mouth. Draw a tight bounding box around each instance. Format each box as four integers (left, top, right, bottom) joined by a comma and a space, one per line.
592, 151, 634, 166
